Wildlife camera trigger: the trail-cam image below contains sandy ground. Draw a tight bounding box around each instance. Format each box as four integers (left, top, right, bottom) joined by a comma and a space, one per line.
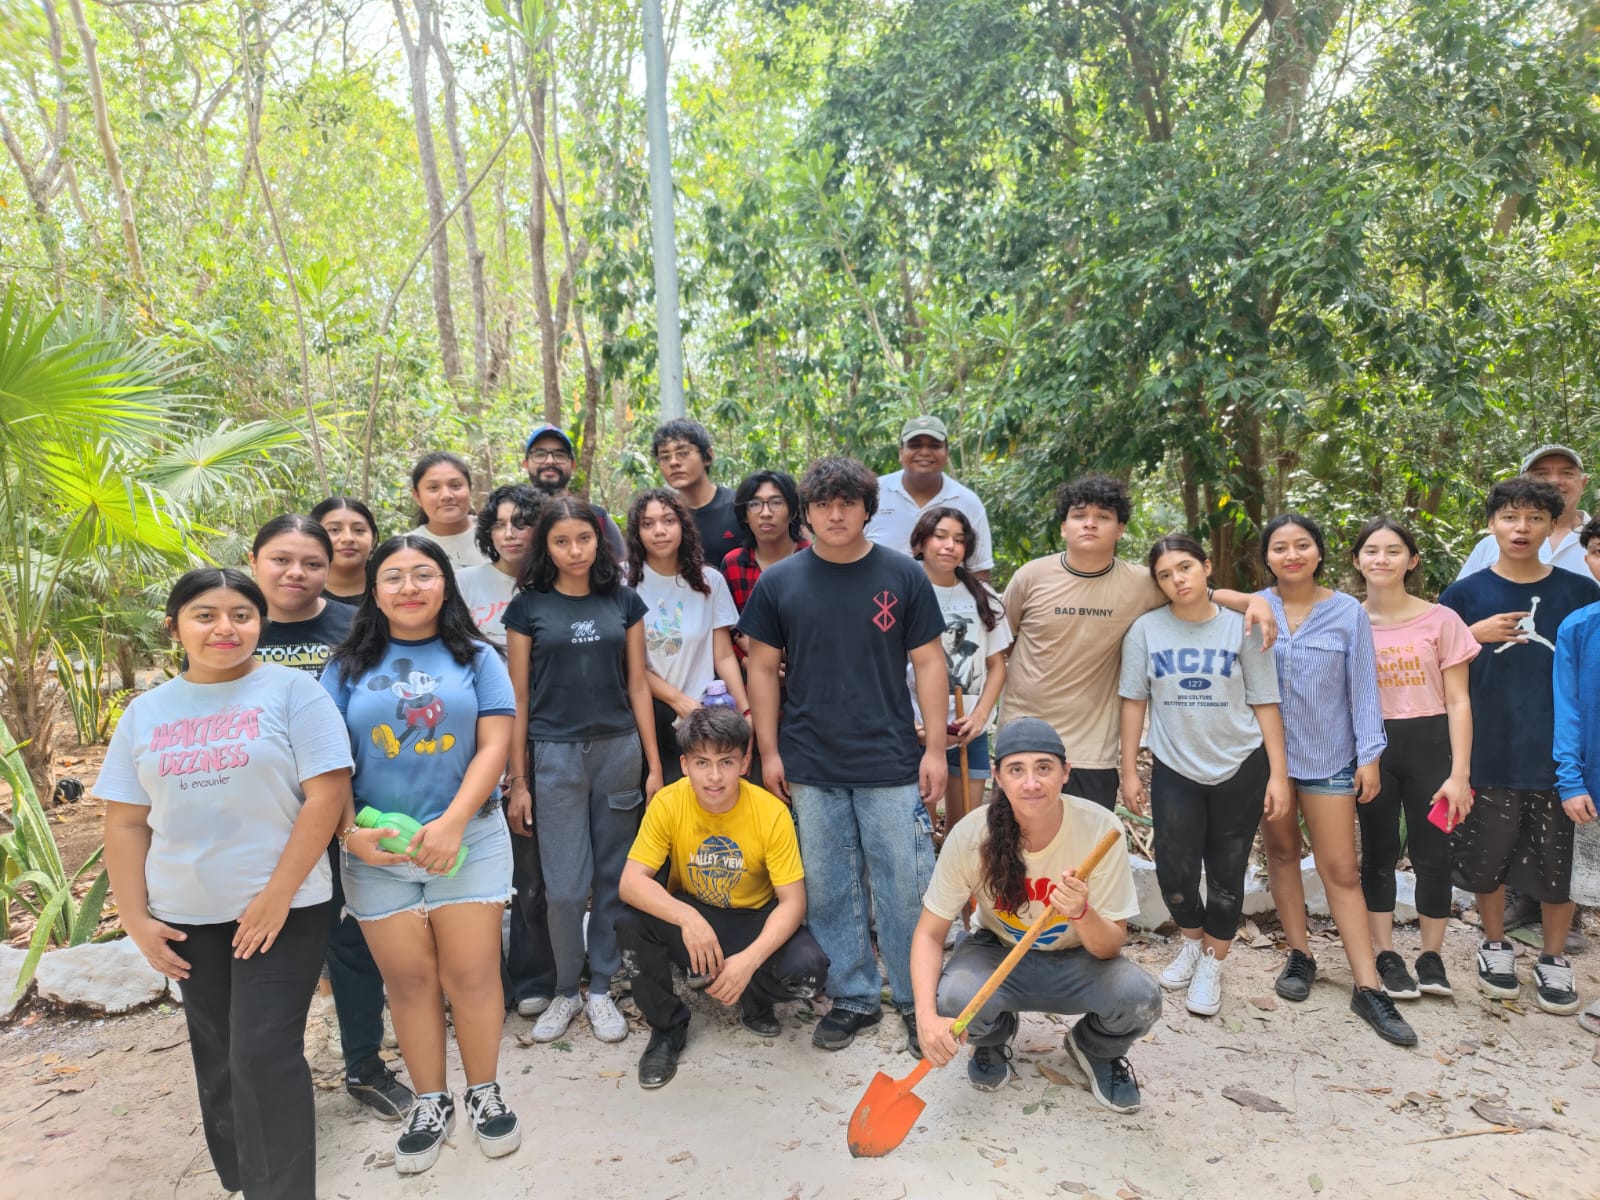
3, 922, 1598, 1200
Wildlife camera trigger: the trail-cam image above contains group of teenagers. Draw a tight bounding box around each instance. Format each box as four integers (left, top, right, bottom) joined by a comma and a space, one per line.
91, 415, 1600, 1198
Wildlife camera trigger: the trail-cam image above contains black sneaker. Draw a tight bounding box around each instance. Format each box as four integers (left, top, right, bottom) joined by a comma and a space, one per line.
740, 996, 782, 1038
1065, 1029, 1141, 1114
1350, 986, 1418, 1046
1274, 949, 1317, 1001
463, 1081, 521, 1159
1376, 950, 1420, 1000
902, 1011, 922, 1059
346, 1058, 415, 1122
1476, 939, 1519, 998
394, 1092, 454, 1175
811, 1006, 882, 1051
968, 1042, 1013, 1091
637, 1028, 686, 1089
1504, 889, 1540, 930
1414, 951, 1452, 997
1534, 954, 1581, 1015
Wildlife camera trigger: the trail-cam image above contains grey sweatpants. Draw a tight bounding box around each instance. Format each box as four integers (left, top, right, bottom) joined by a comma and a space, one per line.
936, 929, 1162, 1058
531, 732, 644, 994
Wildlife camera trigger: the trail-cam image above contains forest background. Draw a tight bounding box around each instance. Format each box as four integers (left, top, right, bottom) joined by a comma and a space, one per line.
0, 0, 1597, 798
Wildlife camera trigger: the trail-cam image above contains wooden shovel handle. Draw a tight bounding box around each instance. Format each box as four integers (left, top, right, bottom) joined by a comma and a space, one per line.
948, 827, 1122, 1038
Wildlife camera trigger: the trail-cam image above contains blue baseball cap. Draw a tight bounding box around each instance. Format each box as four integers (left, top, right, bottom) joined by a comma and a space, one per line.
524, 423, 575, 456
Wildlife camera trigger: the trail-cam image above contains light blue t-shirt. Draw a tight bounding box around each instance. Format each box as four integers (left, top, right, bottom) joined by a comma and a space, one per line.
93, 664, 353, 925
321, 636, 515, 823
1119, 606, 1280, 785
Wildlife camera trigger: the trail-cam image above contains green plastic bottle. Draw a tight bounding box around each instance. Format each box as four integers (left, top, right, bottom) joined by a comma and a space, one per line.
354, 806, 467, 876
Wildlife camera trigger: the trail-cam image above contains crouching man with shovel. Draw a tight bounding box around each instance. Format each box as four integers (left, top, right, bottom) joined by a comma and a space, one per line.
909, 718, 1161, 1112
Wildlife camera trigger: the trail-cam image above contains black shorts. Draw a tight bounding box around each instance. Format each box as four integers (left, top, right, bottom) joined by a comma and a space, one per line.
1450, 786, 1574, 903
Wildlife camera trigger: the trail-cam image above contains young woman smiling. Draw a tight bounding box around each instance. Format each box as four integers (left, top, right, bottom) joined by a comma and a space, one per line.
407, 451, 485, 571
311, 496, 379, 605
322, 536, 519, 1175
1256, 513, 1416, 1046
99, 569, 353, 1199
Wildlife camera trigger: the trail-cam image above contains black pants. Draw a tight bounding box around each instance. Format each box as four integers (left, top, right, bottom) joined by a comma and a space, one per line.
323, 845, 386, 1077
1150, 748, 1268, 941
1360, 715, 1455, 919
615, 896, 829, 1034
1070, 767, 1120, 812
172, 901, 331, 1200
652, 698, 686, 786
505, 799, 557, 1003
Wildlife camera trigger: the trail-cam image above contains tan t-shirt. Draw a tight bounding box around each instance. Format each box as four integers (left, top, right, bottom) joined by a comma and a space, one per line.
999, 556, 1163, 768
922, 794, 1139, 952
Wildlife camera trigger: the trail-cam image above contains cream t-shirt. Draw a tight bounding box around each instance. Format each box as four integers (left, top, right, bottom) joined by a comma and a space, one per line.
999, 555, 1163, 768
922, 793, 1139, 952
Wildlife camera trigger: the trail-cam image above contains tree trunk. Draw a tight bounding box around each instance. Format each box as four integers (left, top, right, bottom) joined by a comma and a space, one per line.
65, 0, 147, 297
395, 0, 461, 382
524, 39, 562, 425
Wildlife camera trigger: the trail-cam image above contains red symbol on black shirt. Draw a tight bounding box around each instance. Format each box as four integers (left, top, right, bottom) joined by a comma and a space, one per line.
872, 590, 899, 632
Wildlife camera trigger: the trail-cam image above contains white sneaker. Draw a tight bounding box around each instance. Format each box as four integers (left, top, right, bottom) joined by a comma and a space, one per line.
530, 993, 584, 1042
1185, 947, 1224, 1016
516, 995, 552, 1018
586, 992, 629, 1043
1160, 937, 1203, 991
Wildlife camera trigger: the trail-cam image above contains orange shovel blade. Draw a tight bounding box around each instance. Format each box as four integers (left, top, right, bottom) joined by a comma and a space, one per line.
846, 1060, 931, 1158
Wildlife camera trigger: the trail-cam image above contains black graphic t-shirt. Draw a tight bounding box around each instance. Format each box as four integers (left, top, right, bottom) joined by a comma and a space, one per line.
503, 585, 649, 741
254, 601, 355, 676
739, 545, 945, 787
1440, 566, 1600, 789
690, 486, 742, 574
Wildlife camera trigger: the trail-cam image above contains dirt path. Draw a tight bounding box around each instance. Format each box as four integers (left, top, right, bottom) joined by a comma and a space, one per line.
3, 925, 1597, 1200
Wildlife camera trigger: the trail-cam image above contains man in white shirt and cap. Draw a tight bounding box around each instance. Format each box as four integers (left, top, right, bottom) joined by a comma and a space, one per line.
866, 415, 995, 581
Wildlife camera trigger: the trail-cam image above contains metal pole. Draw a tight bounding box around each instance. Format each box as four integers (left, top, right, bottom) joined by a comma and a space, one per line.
641, 0, 685, 419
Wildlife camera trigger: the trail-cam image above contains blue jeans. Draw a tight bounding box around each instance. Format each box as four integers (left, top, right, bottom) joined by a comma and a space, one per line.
790, 782, 935, 1015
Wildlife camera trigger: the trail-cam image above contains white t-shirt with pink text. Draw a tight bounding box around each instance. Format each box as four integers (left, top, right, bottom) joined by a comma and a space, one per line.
94, 663, 353, 924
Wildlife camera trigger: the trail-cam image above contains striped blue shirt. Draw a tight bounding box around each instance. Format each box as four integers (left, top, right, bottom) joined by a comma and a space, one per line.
1261, 589, 1387, 779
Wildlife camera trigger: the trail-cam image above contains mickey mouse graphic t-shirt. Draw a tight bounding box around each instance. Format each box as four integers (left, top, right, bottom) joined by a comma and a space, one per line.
502, 585, 650, 742
321, 636, 515, 823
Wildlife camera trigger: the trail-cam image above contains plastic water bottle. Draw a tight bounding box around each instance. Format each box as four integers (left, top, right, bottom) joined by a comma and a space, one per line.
355, 806, 468, 876
699, 681, 737, 710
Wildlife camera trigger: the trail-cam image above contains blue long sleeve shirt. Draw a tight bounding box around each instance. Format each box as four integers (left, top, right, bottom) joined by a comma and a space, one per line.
1554, 601, 1600, 802
1262, 589, 1387, 779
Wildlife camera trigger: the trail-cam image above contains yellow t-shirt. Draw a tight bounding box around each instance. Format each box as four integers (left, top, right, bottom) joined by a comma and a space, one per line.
627, 777, 803, 909
999, 555, 1163, 768
921, 794, 1139, 952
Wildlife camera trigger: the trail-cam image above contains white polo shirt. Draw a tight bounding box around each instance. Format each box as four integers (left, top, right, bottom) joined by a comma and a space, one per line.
866, 469, 995, 572
1455, 512, 1593, 581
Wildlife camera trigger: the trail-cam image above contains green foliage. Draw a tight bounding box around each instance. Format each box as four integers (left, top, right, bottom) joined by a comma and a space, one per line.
0, 717, 113, 1001
51, 631, 120, 746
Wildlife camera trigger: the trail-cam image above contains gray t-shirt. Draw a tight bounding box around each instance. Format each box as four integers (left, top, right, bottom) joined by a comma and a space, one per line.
1118, 606, 1279, 785
94, 664, 353, 924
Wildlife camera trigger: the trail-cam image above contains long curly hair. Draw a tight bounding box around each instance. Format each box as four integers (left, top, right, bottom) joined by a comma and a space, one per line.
979, 794, 1030, 916
625, 488, 710, 595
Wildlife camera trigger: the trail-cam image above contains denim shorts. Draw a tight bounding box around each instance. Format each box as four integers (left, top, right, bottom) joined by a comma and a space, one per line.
1294, 758, 1357, 797
945, 732, 991, 780
342, 808, 513, 922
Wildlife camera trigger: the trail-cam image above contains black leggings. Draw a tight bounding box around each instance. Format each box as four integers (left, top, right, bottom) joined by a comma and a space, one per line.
1150, 746, 1269, 941
1359, 714, 1453, 919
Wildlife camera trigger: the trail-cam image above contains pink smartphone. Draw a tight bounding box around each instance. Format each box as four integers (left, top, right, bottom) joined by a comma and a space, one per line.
1427, 796, 1455, 834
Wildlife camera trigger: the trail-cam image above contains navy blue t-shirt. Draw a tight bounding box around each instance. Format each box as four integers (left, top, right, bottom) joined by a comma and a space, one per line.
1439, 566, 1600, 790
738, 544, 945, 788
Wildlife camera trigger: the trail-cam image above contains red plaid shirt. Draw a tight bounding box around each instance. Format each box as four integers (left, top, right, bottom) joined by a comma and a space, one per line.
722, 541, 810, 612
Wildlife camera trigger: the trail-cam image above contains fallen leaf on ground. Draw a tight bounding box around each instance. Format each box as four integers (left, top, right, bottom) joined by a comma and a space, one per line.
1058, 1183, 1089, 1195
598, 1070, 623, 1079
1308, 1173, 1324, 1193
1433, 1050, 1453, 1066
812, 1097, 842, 1114
1550, 1098, 1565, 1114
991, 1158, 1008, 1167
1248, 996, 1278, 1012
1221, 1017, 1245, 1032
666, 1150, 694, 1164
1038, 1063, 1074, 1087
1221, 1086, 1288, 1113
44, 1129, 74, 1139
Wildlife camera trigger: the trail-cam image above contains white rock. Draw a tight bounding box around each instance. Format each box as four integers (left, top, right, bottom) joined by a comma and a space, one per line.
1240, 863, 1275, 916
33, 937, 168, 1014
1127, 854, 1172, 930
1300, 854, 1331, 917
1392, 872, 1419, 923
0, 945, 29, 1020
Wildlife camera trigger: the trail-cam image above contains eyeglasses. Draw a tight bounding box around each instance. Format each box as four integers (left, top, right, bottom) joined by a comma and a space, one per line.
656, 448, 697, 465
745, 498, 788, 513
376, 569, 444, 591
527, 449, 572, 464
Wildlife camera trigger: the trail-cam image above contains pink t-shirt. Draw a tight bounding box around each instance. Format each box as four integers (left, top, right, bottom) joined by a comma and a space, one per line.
1369, 603, 1480, 720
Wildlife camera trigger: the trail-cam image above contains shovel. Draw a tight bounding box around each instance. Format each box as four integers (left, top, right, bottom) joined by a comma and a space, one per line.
845, 827, 1122, 1158
949, 685, 970, 833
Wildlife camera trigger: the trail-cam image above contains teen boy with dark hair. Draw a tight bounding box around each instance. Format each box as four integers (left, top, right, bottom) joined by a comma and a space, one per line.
652, 418, 741, 564
616, 707, 830, 1088
1440, 478, 1600, 1014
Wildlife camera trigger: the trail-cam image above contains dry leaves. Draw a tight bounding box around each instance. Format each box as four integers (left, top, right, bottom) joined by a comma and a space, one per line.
1221, 1086, 1288, 1113
1248, 995, 1278, 1012
1037, 1063, 1075, 1087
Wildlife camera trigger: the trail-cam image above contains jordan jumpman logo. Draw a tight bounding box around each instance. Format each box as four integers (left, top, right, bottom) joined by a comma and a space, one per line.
1494, 595, 1556, 653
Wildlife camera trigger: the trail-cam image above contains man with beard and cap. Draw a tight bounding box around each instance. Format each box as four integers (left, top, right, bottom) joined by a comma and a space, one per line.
522, 422, 625, 561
